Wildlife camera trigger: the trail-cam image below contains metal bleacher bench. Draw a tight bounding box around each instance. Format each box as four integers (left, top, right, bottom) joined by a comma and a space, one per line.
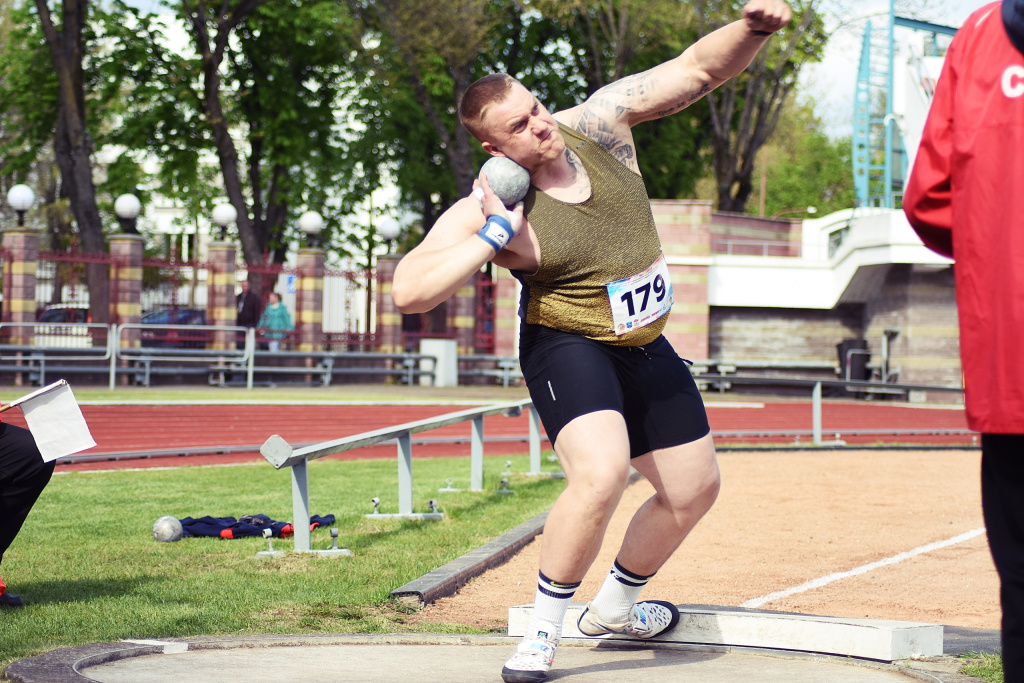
458, 354, 522, 387
214, 350, 437, 387
691, 359, 838, 393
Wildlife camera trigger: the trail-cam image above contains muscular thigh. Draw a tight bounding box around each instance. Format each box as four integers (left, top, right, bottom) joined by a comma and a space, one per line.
520, 324, 625, 448
618, 336, 710, 457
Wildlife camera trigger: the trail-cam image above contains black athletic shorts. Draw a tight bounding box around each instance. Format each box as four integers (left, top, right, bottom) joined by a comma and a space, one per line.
519, 323, 710, 458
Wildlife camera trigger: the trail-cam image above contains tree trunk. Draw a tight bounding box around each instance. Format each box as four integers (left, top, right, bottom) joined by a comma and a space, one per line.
703, 3, 817, 214
184, 0, 269, 267
35, 0, 110, 322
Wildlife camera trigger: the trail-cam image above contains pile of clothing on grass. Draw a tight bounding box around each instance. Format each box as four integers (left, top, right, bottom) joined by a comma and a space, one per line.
179, 513, 336, 539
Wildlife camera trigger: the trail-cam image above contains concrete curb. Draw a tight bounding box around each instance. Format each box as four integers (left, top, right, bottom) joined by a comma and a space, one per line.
388, 470, 645, 607
390, 510, 549, 607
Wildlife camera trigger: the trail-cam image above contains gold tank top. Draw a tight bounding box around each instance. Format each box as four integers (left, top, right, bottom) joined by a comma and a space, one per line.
518, 124, 667, 346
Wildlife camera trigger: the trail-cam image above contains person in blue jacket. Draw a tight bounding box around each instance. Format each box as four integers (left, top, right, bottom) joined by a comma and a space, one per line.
258, 292, 293, 352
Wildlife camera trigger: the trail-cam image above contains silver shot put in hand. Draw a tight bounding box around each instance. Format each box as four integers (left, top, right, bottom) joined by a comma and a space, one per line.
478, 157, 530, 206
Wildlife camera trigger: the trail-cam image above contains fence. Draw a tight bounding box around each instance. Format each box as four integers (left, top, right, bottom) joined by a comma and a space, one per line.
140, 257, 210, 313
9, 237, 506, 359
688, 371, 964, 444
0, 320, 439, 390
34, 250, 121, 321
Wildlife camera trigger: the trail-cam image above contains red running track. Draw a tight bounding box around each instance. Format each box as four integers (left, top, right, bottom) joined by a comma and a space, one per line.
2, 401, 969, 472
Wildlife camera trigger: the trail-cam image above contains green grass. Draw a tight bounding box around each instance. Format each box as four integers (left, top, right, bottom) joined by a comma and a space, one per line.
958, 651, 1003, 682
0, 453, 564, 672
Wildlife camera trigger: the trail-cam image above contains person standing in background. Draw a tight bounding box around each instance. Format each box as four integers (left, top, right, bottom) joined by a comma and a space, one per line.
258, 292, 292, 352
236, 279, 261, 350
904, 2, 1024, 678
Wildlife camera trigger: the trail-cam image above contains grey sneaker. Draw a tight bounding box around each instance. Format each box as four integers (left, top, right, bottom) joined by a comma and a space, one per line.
577, 600, 680, 639
501, 626, 559, 683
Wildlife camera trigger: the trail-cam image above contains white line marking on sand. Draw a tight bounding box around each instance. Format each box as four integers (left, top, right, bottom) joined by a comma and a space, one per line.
740, 527, 987, 609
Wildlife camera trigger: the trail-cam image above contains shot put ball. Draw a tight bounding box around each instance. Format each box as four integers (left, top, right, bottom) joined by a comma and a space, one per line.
479, 157, 530, 206
153, 515, 183, 543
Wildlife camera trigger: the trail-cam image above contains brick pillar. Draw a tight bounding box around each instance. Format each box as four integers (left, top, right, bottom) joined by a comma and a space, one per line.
493, 267, 519, 357
453, 278, 476, 355
296, 247, 324, 352
375, 255, 401, 353
2, 228, 39, 346
651, 200, 711, 360
108, 235, 144, 348
207, 241, 237, 351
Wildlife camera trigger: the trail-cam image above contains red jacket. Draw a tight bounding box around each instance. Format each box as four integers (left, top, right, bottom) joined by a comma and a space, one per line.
905, 1, 1024, 432
905, 2, 1024, 433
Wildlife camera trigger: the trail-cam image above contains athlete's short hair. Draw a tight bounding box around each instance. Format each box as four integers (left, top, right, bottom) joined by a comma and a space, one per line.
458, 73, 521, 142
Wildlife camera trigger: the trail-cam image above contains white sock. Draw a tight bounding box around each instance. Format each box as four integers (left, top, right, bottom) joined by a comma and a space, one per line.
589, 559, 654, 623
528, 571, 581, 639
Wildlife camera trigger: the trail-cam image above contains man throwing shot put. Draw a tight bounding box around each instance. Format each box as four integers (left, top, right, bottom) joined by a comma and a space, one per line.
391, 2, 790, 680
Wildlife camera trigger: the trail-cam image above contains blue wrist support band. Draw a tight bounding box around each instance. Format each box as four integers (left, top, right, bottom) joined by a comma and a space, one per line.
477, 214, 513, 253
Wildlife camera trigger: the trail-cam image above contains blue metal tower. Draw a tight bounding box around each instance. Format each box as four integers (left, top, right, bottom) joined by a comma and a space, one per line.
852, 3, 958, 209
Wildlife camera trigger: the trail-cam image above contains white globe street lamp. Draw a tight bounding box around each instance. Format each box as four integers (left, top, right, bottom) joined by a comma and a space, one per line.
114, 193, 142, 234
298, 210, 324, 248
212, 203, 238, 240
377, 217, 401, 252
6, 184, 35, 227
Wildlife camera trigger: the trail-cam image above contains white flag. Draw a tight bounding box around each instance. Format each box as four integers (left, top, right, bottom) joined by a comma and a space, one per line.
8, 380, 96, 462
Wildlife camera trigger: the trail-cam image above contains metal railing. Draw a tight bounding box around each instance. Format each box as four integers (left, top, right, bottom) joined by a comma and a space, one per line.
0, 323, 436, 390
0, 322, 114, 386
458, 354, 522, 387
690, 372, 964, 445
260, 398, 544, 552
114, 323, 251, 390
711, 238, 800, 257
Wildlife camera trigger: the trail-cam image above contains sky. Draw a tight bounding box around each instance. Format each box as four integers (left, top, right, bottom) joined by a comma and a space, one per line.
805, 0, 996, 137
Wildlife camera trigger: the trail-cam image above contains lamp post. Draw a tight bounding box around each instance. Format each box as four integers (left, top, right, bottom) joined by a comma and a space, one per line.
114, 193, 142, 234
772, 206, 818, 219
298, 210, 324, 249
6, 184, 35, 227
212, 203, 238, 240
363, 217, 402, 335
377, 217, 401, 253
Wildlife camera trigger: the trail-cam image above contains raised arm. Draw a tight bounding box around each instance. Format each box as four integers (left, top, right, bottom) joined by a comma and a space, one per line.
556, 0, 791, 151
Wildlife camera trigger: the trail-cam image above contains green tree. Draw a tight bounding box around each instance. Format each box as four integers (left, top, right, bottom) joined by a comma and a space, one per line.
756, 99, 854, 218
178, 0, 359, 268
699, 0, 829, 213
101, 0, 360, 271
534, 0, 711, 201
345, 0, 500, 230
31, 0, 121, 320
344, 0, 713, 242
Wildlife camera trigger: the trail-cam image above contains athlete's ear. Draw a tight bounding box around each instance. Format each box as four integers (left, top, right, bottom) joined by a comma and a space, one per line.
481, 141, 506, 157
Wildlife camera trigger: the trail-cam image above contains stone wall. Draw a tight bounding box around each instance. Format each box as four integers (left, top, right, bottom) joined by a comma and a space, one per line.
710, 211, 801, 257
863, 264, 961, 389
709, 305, 864, 364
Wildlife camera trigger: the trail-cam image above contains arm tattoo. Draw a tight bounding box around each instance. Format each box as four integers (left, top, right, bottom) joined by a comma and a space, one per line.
654, 83, 712, 118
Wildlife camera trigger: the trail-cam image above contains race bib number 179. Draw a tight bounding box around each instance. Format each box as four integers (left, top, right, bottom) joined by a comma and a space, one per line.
606, 254, 673, 336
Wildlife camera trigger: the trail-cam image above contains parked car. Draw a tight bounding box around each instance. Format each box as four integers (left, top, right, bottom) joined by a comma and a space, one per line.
33, 304, 93, 348
140, 307, 209, 348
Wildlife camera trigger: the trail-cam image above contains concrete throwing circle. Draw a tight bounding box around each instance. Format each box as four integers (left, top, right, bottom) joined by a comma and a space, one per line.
5, 634, 943, 683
